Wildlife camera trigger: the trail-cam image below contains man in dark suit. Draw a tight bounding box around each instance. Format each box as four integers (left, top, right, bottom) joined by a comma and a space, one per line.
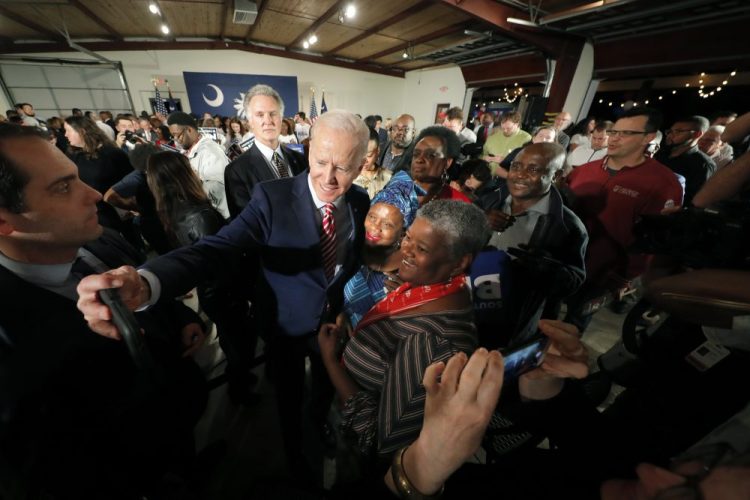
0, 124, 207, 498
224, 84, 308, 218
475, 111, 495, 148
77, 110, 371, 479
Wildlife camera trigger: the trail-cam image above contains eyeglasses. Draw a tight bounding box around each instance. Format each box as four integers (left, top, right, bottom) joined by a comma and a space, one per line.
509, 162, 548, 176
412, 148, 444, 162
666, 129, 695, 135
392, 126, 413, 133
654, 443, 750, 500
606, 129, 648, 137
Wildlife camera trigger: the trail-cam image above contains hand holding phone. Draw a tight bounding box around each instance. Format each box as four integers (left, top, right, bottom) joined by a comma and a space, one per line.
500, 336, 550, 381
98, 288, 154, 371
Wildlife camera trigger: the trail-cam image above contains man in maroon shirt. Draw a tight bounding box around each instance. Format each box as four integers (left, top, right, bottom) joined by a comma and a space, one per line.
564, 108, 683, 330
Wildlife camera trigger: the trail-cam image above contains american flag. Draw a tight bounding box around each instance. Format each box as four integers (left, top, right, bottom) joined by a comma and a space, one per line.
320, 92, 328, 114
309, 91, 318, 122
154, 86, 167, 116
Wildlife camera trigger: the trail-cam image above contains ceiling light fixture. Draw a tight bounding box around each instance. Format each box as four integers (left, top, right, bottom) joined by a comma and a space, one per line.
402, 51, 408, 59
309, 34, 318, 45
148, 2, 159, 14
506, 17, 538, 27
160, 24, 170, 35
303, 41, 310, 49
345, 4, 356, 18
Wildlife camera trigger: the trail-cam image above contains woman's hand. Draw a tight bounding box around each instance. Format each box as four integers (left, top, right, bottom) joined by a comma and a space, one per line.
318, 322, 343, 364
386, 348, 504, 495
519, 319, 589, 400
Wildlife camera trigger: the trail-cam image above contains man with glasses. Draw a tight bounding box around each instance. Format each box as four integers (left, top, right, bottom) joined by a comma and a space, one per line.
564, 108, 682, 331
380, 113, 416, 171
656, 115, 716, 206
167, 111, 230, 218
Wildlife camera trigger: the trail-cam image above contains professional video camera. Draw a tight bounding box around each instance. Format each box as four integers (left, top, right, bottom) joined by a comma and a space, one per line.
632, 201, 750, 269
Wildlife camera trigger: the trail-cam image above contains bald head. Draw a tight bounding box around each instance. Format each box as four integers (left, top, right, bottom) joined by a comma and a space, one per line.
522, 142, 566, 173
391, 114, 416, 148
554, 111, 572, 131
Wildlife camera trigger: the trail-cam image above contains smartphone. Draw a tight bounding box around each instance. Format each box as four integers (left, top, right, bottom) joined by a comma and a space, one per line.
501, 336, 549, 380
98, 288, 153, 372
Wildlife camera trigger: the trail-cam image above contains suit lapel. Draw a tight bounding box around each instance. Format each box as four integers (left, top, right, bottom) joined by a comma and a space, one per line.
250, 143, 277, 180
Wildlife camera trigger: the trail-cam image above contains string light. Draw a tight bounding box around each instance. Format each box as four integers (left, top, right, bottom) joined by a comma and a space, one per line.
599, 99, 603, 103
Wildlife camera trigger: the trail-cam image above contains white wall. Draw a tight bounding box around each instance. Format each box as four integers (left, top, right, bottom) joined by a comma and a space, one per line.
2, 49, 469, 128
0, 90, 10, 116
8, 49, 407, 119
402, 65, 467, 131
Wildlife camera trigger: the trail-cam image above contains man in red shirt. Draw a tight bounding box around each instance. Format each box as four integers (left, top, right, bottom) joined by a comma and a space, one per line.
565, 108, 683, 330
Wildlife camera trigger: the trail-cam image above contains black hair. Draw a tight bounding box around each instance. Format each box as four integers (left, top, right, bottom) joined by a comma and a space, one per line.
0, 124, 45, 213
128, 143, 161, 172
374, 115, 383, 122
674, 115, 710, 134
167, 111, 197, 129
463, 158, 491, 184
368, 127, 379, 143
619, 107, 663, 133
364, 115, 377, 129
297, 111, 306, 120
414, 125, 461, 160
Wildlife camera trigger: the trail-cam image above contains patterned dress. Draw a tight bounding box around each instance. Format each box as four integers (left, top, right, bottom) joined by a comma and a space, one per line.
343, 266, 389, 328
341, 308, 477, 455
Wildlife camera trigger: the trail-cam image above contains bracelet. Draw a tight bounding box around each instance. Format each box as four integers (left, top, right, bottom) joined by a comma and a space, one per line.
391, 445, 444, 499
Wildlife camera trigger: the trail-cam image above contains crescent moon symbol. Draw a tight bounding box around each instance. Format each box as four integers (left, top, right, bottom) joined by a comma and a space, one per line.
202, 84, 224, 107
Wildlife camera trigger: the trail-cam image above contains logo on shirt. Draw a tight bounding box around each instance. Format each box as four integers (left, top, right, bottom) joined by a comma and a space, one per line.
612, 185, 640, 198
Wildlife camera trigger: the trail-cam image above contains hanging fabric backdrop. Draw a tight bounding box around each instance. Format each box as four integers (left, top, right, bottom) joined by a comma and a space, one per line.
183, 71, 298, 119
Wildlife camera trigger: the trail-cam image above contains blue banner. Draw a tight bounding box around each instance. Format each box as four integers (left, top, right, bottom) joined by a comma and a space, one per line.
183, 71, 298, 119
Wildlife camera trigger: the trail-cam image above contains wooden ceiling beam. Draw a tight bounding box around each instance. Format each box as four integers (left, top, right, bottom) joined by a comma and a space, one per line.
359, 21, 470, 62
438, 0, 580, 58
68, 0, 124, 42
0, 5, 66, 41
286, 0, 349, 51
0, 40, 406, 78
220, 0, 231, 39
326, 0, 434, 55
244, 0, 267, 42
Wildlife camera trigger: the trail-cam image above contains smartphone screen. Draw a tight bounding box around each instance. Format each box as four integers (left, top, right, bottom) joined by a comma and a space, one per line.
501, 337, 549, 380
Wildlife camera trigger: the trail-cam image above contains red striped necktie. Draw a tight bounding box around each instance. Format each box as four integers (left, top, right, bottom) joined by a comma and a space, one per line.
321, 203, 337, 281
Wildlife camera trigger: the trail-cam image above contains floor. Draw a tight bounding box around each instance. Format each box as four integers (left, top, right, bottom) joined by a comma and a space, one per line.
185, 298, 630, 499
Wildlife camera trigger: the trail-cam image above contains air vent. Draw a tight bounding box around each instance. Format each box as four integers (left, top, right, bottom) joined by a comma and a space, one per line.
233, 0, 258, 25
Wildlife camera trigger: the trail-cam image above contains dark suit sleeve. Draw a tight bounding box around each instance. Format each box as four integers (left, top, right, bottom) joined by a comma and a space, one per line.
224, 160, 251, 219
144, 183, 273, 301
552, 208, 588, 297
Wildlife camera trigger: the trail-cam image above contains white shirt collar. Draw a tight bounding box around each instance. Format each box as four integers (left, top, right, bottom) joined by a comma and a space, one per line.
306, 174, 345, 210
0, 249, 80, 287
254, 138, 283, 162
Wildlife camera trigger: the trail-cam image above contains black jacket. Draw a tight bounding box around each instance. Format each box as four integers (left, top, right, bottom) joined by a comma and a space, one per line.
224, 143, 308, 218
0, 230, 206, 498
475, 185, 588, 346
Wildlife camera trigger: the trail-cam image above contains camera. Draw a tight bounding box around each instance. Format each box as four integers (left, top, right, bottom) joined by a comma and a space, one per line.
124, 131, 139, 144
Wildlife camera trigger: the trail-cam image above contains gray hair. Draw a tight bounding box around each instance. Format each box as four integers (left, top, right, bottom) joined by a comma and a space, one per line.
310, 109, 370, 164
417, 200, 490, 260
243, 84, 285, 117
706, 124, 725, 136
532, 125, 557, 140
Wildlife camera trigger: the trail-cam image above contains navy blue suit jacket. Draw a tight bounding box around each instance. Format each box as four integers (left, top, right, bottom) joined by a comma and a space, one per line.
145, 172, 370, 337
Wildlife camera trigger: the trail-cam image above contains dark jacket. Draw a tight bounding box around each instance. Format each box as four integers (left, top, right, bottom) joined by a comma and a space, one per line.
172, 203, 225, 247
475, 185, 588, 346
656, 145, 716, 206
0, 230, 206, 498
145, 172, 370, 337
224, 143, 308, 218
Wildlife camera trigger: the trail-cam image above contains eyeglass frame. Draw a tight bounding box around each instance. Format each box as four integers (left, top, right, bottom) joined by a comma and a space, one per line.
606, 129, 649, 137
653, 442, 750, 500
665, 128, 696, 135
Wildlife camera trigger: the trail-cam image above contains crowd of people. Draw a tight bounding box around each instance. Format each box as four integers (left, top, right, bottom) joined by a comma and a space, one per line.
1, 86, 749, 500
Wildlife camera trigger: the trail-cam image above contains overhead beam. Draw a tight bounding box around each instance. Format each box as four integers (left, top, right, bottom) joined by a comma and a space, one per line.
286, 0, 349, 50
220, 0, 231, 39
359, 21, 470, 62
439, 0, 579, 58
68, 0, 124, 42
539, 0, 640, 25
0, 5, 66, 41
245, 0, 268, 42
0, 40, 406, 78
326, 0, 433, 55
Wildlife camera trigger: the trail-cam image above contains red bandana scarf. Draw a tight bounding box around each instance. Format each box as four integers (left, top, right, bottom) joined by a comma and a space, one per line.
353, 274, 468, 334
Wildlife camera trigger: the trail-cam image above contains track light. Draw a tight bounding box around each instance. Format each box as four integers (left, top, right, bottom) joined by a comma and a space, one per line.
160, 24, 170, 35
309, 34, 318, 45
345, 4, 356, 18
303, 41, 310, 49
506, 17, 538, 27
149, 2, 159, 14
402, 51, 408, 59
